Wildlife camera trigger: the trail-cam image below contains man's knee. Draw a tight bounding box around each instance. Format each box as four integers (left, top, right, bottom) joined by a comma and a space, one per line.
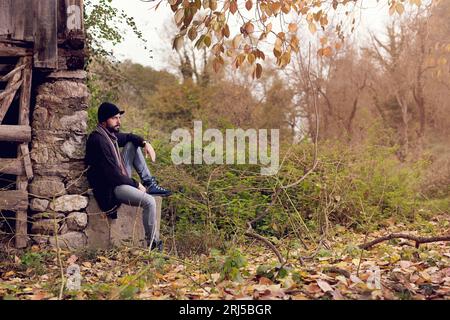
142, 194, 156, 208
123, 141, 136, 151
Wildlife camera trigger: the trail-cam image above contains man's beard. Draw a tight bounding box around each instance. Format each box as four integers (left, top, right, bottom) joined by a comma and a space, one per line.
106, 124, 120, 133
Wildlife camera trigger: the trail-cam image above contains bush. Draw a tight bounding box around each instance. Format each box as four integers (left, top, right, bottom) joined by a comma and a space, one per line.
145, 134, 427, 250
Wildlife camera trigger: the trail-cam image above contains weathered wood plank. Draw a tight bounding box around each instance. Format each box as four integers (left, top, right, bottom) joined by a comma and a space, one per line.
19, 144, 33, 179
15, 155, 29, 249
0, 46, 31, 57
0, 190, 28, 211
18, 56, 31, 126
0, 0, 12, 36
15, 55, 33, 248
0, 125, 31, 142
0, 158, 25, 175
10, 0, 34, 41
0, 79, 23, 100
0, 63, 23, 123
0, 64, 26, 82
15, 210, 28, 248
11, 0, 26, 40
34, 0, 58, 69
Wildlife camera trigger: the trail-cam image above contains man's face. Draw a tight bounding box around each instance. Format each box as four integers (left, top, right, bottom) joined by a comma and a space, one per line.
104, 114, 121, 132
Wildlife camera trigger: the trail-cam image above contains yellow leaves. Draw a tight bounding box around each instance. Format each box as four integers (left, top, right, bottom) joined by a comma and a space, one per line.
254, 63, 263, 79
317, 46, 333, 58
278, 51, 291, 68
212, 56, 223, 73
230, 0, 238, 14
172, 35, 184, 52
209, 0, 217, 11
281, 1, 291, 14
203, 34, 212, 47
290, 36, 299, 53
271, 2, 281, 14
188, 27, 198, 41
245, 0, 253, 11
232, 34, 242, 49
265, 22, 273, 34
274, 37, 283, 52
244, 22, 255, 34
396, 2, 405, 14
234, 53, 246, 68
247, 53, 256, 65
174, 8, 184, 26
222, 24, 230, 38
389, 1, 405, 15
288, 22, 298, 33
309, 22, 317, 34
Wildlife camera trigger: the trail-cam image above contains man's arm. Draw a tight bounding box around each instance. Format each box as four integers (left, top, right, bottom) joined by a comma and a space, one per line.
97, 138, 139, 188
115, 132, 146, 148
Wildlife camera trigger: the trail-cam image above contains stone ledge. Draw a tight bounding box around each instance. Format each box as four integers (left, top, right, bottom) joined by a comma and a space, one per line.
85, 196, 162, 249
47, 70, 87, 80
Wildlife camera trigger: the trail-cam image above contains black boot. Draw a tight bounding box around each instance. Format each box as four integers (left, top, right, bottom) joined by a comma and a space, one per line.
146, 238, 163, 252
143, 177, 172, 197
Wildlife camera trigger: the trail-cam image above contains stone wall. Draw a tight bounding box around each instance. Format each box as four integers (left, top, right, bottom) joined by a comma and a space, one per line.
29, 70, 90, 249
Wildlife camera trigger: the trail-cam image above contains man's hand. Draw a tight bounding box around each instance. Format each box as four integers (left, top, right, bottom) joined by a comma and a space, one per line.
138, 182, 147, 193
143, 142, 156, 163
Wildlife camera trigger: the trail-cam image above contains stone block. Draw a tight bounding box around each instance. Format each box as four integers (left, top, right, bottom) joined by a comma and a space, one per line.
84, 196, 162, 249
67, 212, 88, 231
49, 232, 87, 250
29, 177, 66, 198
30, 198, 50, 212
49, 195, 89, 212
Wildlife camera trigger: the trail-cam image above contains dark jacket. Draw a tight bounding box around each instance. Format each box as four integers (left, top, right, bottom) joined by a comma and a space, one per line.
85, 130, 145, 219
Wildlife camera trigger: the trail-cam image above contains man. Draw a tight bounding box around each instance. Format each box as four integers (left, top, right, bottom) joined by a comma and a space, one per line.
85, 102, 171, 251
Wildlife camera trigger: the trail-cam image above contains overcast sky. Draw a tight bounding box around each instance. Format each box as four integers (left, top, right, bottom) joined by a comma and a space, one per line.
102, 0, 401, 71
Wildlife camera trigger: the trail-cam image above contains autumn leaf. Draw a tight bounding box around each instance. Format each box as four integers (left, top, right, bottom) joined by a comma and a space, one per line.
245, 0, 253, 11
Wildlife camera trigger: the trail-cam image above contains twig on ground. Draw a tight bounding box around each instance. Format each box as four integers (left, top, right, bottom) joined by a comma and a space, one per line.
360, 233, 450, 250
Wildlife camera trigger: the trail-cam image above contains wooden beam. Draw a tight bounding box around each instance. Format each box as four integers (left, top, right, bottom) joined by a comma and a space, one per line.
0, 0, 12, 36
15, 169, 29, 248
0, 62, 23, 123
18, 56, 32, 126
0, 79, 23, 100
10, 0, 34, 41
0, 158, 25, 175
15, 210, 27, 248
0, 190, 28, 211
15, 55, 33, 248
0, 125, 31, 142
34, 0, 58, 69
0, 63, 25, 82
20, 144, 33, 180
0, 46, 31, 57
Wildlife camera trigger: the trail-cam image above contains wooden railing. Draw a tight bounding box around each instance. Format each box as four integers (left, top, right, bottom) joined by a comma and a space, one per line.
0, 47, 33, 248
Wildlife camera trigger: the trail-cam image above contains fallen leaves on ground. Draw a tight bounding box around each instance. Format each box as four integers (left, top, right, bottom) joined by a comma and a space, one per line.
0, 215, 449, 300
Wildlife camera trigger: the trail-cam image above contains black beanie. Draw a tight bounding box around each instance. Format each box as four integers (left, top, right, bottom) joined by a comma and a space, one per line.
98, 102, 125, 123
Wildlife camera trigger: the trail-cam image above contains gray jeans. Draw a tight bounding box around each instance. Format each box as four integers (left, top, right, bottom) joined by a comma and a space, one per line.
113, 142, 157, 243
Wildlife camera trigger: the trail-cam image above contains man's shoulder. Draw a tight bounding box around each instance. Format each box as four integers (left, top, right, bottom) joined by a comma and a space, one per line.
87, 131, 106, 147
